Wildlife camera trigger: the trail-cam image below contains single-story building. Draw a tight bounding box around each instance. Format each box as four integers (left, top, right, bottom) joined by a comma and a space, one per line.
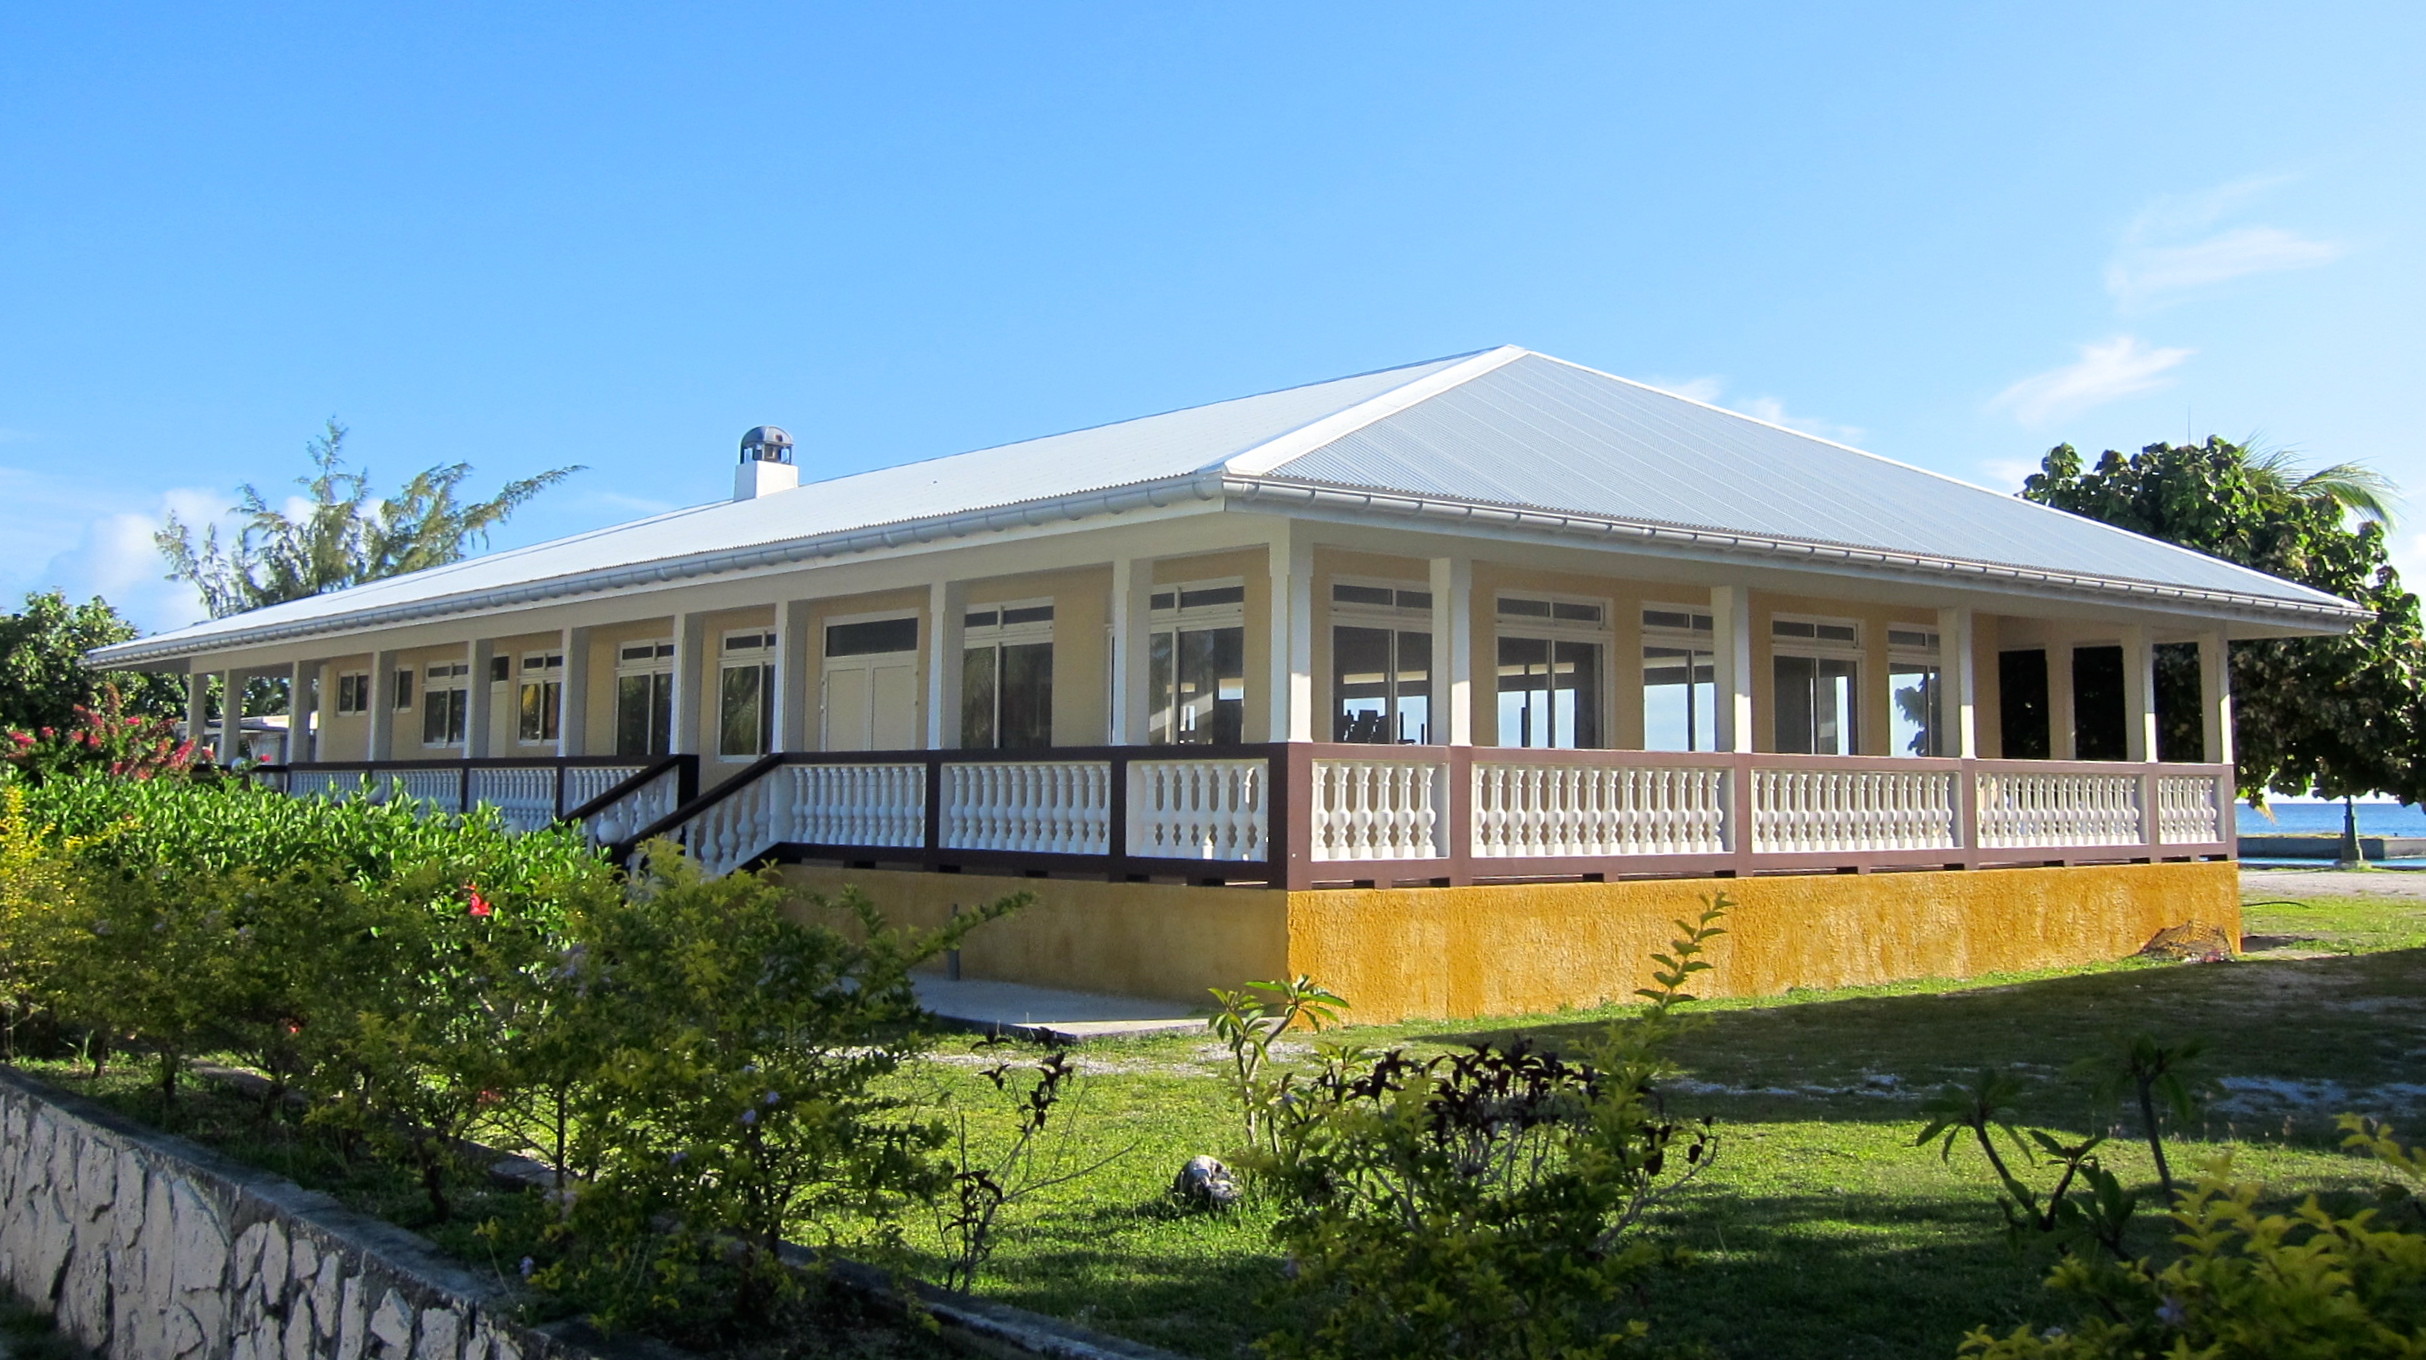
91, 347, 2355, 1020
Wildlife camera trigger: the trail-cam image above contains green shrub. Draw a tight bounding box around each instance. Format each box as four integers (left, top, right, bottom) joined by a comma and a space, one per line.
537, 843, 1024, 1338
1959, 1118, 2426, 1358
1250, 899, 1728, 1360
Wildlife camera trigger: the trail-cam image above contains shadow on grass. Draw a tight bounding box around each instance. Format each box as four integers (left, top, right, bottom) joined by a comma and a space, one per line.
1409, 948, 2426, 1138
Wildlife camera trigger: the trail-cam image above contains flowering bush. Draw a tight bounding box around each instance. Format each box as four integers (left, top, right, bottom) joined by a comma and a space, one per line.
3, 683, 207, 784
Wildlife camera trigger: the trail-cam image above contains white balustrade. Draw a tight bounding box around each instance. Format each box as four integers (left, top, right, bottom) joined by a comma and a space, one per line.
1129, 759, 1268, 862
791, 764, 926, 848
2156, 774, 2226, 845
580, 767, 683, 846
1472, 761, 1729, 858
1976, 771, 2143, 848
469, 766, 561, 832
941, 761, 1112, 855
1310, 758, 1448, 861
371, 768, 463, 808
287, 770, 364, 800
563, 764, 650, 813
1752, 766, 1958, 854
678, 774, 783, 877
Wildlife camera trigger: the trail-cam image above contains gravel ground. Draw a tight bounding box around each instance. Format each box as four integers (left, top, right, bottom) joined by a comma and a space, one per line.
2243, 865, 2426, 900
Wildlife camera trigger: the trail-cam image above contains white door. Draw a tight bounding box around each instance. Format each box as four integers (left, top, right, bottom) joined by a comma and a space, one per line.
822, 654, 919, 751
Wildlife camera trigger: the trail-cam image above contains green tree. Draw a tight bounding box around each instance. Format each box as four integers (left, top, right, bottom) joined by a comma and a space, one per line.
155, 418, 582, 618
2022, 438, 2424, 806
0, 591, 185, 732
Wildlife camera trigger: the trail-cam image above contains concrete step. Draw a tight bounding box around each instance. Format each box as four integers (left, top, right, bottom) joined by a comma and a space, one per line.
912, 975, 1207, 1045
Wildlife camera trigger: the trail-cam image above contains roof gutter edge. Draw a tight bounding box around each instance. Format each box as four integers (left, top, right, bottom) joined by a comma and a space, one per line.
88, 471, 1233, 668
1224, 476, 2369, 628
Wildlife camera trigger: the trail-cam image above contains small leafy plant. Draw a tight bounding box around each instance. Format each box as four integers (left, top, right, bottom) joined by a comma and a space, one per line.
1208, 974, 1347, 1162
936, 1042, 1130, 1294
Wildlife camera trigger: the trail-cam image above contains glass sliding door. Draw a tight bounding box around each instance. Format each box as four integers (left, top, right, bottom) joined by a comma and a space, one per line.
1330, 581, 1433, 744
1147, 581, 1246, 745
962, 602, 1055, 750
718, 630, 777, 758
614, 640, 675, 757
1640, 604, 1717, 751
1494, 593, 1607, 749
1886, 625, 1943, 757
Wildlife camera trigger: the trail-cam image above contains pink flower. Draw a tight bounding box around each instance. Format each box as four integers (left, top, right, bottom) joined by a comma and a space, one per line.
466, 885, 494, 918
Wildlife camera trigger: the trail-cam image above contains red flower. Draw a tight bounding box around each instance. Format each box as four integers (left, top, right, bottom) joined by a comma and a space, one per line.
466, 885, 494, 918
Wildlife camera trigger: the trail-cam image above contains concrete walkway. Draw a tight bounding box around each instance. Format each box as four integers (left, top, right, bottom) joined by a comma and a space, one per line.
912, 975, 1207, 1045
2244, 865, 2426, 900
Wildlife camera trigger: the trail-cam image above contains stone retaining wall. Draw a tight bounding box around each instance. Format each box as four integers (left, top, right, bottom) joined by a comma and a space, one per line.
0, 1068, 603, 1360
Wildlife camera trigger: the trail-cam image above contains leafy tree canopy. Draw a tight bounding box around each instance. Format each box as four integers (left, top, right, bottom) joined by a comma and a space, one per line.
2023, 437, 2423, 804
156, 418, 582, 619
0, 592, 184, 733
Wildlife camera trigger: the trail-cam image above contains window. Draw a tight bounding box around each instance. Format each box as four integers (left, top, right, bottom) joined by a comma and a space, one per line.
1887, 627, 1942, 757
1772, 615, 1860, 754
963, 602, 1054, 750
822, 614, 918, 751
393, 668, 414, 711
1149, 581, 1246, 745
518, 651, 565, 745
615, 640, 675, 757
1331, 581, 1430, 743
1495, 594, 1606, 749
334, 672, 372, 716
1999, 650, 2050, 760
420, 662, 470, 747
2072, 645, 2128, 761
1641, 605, 1715, 751
488, 654, 512, 685
718, 630, 777, 758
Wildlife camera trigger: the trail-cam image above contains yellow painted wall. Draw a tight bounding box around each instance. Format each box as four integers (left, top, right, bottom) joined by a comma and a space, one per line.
774, 865, 1291, 1005
772, 859, 2235, 1024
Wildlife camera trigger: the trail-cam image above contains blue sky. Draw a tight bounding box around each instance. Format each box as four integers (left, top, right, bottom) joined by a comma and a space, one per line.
4, 3, 2421, 633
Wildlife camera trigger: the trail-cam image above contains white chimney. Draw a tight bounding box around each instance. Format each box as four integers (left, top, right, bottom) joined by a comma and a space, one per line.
734, 425, 798, 500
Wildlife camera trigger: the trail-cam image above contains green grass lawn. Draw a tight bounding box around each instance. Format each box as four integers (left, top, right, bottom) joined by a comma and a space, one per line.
15, 889, 2423, 1360
894, 891, 2426, 1360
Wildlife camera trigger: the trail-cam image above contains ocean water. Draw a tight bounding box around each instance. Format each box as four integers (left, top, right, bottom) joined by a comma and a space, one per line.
2237, 800, 2426, 837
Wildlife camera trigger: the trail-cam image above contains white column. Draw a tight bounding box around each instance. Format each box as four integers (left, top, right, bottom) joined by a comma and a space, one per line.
367, 651, 398, 761
184, 668, 210, 752
927, 580, 969, 749
2122, 624, 2158, 763
464, 640, 495, 757
557, 627, 589, 757
286, 660, 315, 764
2046, 626, 2076, 760
1711, 585, 1754, 753
1108, 558, 1155, 744
1936, 606, 1978, 758
2197, 631, 2234, 766
773, 602, 811, 752
1429, 556, 1474, 745
221, 669, 246, 760
1268, 527, 1315, 742
668, 614, 706, 755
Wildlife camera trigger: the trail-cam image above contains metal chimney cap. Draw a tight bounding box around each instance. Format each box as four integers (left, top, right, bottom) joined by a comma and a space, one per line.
739, 426, 795, 463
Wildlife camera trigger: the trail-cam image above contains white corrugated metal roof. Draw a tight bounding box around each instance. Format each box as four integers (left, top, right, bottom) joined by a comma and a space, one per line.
94, 345, 2355, 666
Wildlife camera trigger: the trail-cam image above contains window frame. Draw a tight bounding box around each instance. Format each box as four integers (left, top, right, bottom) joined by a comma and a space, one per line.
1329, 577, 1434, 745
1492, 591, 1613, 750
517, 650, 566, 746
962, 600, 1055, 750
716, 628, 779, 760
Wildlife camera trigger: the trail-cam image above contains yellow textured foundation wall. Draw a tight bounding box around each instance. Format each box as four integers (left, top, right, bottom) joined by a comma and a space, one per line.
1289, 861, 2240, 1023
775, 866, 1291, 1005
774, 861, 2237, 1023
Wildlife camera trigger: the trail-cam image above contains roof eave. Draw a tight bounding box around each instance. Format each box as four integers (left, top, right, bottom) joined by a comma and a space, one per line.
1222, 476, 2366, 632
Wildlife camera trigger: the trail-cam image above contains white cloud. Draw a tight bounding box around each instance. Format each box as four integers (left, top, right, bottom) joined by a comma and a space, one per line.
2105, 177, 2343, 310
1978, 458, 2043, 491
1643, 375, 1863, 442
1990, 336, 2195, 427
31, 489, 218, 635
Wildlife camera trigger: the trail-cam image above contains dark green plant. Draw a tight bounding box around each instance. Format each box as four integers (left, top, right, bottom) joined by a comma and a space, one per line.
1916, 1068, 2140, 1261
2023, 438, 2423, 803
2072, 1034, 2209, 1199
0, 590, 185, 734
1249, 899, 1728, 1360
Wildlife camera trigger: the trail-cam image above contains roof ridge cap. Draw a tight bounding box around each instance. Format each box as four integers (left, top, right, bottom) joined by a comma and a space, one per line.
1220, 345, 1529, 477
